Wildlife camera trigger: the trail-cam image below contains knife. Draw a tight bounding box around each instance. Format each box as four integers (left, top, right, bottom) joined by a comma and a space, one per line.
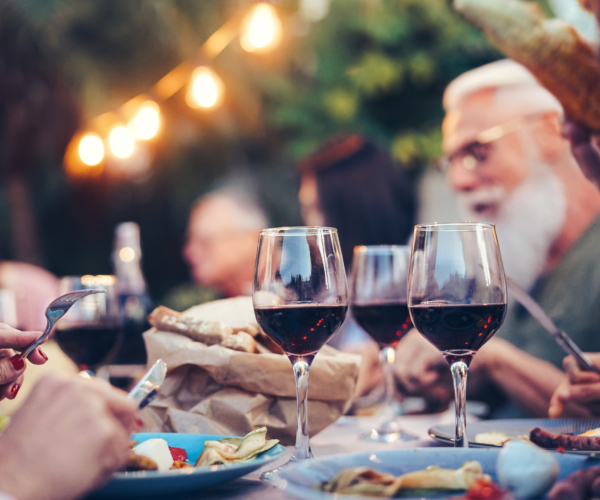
128, 359, 168, 409
506, 276, 600, 374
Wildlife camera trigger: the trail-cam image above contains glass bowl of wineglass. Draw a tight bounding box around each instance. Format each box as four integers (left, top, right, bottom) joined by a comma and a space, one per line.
54, 275, 123, 373
351, 245, 416, 442
253, 227, 348, 480
407, 223, 507, 448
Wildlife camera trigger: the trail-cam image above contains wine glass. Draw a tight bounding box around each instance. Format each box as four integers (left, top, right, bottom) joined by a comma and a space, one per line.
54, 275, 123, 373
407, 223, 506, 448
351, 245, 416, 442
253, 227, 348, 479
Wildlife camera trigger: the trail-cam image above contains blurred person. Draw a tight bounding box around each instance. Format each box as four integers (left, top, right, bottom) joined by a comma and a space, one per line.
0, 262, 58, 331
165, 187, 269, 311
298, 135, 416, 397
394, 60, 600, 417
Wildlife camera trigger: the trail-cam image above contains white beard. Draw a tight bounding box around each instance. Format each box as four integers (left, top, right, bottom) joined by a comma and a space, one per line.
457, 166, 567, 291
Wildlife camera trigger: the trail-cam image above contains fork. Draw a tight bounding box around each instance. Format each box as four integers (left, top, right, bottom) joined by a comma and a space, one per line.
20, 290, 105, 359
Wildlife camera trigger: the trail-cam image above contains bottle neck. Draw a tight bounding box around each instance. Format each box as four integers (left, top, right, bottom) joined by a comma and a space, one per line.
115, 259, 147, 296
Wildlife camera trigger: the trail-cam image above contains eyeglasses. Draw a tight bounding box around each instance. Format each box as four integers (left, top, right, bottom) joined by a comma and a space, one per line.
437, 113, 545, 174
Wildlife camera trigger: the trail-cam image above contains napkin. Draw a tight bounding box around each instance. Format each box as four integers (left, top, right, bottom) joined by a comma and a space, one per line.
140, 297, 360, 445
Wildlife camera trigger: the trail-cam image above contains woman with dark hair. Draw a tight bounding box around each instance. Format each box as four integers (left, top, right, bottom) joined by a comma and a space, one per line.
298, 135, 415, 269
297, 135, 416, 398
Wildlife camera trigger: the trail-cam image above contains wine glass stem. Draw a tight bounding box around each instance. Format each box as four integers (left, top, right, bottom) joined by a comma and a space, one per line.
379, 346, 396, 427
291, 356, 315, 461
450, 361, 469, 448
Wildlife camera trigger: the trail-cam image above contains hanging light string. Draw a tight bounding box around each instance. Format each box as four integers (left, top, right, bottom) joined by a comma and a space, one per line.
66, 2, 281, 177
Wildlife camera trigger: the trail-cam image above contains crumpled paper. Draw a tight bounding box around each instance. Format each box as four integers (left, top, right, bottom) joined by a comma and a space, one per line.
140, 297, 360, 445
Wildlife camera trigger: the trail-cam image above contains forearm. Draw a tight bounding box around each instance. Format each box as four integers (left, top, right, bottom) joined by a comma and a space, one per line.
472, 339, 566, 417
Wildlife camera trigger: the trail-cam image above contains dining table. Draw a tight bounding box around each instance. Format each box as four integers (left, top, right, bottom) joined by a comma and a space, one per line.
160, 408, 462, 500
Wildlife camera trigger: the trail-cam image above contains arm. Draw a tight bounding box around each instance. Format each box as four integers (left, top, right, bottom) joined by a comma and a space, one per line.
472, 338, 566, 417
0, 373, 138, 500
394, 331, 565, 417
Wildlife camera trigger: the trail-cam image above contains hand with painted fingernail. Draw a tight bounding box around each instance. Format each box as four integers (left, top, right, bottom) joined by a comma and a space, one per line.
0, 323, 47, 401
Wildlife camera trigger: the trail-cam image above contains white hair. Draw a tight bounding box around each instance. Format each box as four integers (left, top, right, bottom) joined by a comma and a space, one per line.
444, 59, 564, 119
195, 187, 269, 231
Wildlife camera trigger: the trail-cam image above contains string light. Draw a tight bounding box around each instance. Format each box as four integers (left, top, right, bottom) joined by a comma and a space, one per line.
78, 134, 104, 166
187, 66, 224, 109
109, 126, 135, 158
240, 3, 282, 53
129, 101, 160, 140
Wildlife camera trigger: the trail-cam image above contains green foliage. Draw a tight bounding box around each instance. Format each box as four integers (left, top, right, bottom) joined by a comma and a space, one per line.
261, 0, 502, 169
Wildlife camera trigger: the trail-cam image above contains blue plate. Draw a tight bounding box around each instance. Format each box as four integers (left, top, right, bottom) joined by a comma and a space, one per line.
277, 447, 592, 499
89, 432, 286, 498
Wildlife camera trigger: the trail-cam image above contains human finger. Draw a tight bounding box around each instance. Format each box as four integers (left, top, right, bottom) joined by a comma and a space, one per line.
83, 379, 138, 431
0, 372, 24, 400
0, 328, 42, 351
26, 347, 49, 365
563, 355, 600, 384
555, 382, 600, 405
0, 349, 25, 387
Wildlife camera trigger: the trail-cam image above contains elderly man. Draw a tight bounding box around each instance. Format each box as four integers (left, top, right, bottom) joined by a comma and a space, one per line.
395, 59, 600, 417
164, 187, 268, 311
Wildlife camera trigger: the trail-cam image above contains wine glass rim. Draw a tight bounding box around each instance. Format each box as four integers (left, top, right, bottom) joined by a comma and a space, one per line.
414, 222, 495, 231
353, 244, 410, 254
259, 226, 338, 235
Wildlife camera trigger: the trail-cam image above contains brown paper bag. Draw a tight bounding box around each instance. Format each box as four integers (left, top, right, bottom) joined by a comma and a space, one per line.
141, 297, 360, 445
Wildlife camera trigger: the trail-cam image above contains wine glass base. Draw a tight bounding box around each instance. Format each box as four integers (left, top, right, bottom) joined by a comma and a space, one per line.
360, 427, 417, 443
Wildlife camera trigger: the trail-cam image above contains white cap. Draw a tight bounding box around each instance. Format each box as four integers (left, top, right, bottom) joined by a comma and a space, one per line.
444, 59, 563, 118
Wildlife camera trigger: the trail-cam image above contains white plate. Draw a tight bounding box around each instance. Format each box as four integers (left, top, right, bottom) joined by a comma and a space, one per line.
277, 447, 590, 499
87, 432, 286, 498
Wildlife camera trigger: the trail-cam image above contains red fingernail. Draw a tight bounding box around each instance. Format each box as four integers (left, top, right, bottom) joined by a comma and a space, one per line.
10, 355, 24, 370
135, 418, 143, 428
10, 384, 20, 398
38, 348, 48, 361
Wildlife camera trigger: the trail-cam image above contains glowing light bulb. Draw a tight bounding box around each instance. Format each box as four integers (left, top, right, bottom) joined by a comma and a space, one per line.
130, 101, 160, 140
109, 126, 135, 158
240, 3, 282, 53
188, 67, 224, 109
119, 247, 136, 262
78, 134, 104, 166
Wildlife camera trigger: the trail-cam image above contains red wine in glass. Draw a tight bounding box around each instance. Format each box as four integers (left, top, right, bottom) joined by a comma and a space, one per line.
351, 301, 412, 348
54, 324, 123, 371
408, 223, 507, 448
254, 304, 347, 355
253, 227, 348, 479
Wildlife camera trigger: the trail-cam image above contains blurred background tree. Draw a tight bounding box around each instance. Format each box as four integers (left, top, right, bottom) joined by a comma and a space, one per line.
3, 0, 559, 300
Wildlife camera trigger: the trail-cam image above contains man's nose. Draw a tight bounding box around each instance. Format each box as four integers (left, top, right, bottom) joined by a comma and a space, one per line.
447, 161, 481, 193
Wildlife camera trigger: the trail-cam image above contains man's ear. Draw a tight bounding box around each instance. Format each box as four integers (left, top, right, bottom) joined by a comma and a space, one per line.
530, 112, 566, 161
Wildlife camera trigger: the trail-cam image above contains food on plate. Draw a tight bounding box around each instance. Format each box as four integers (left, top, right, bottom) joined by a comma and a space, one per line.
453, 0, 600, 131
474, 431, 529, 446
580, 427, 600, 437
318, 461, 491, 496
148, 305, 283, 354
460, 479, 507, 500
195, 427, 279, 466
124, 450, 159, 472
496, 440, 559, 498
130, 438, 174, 472
530, 427, 600, 450
547, 466, 600, 500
